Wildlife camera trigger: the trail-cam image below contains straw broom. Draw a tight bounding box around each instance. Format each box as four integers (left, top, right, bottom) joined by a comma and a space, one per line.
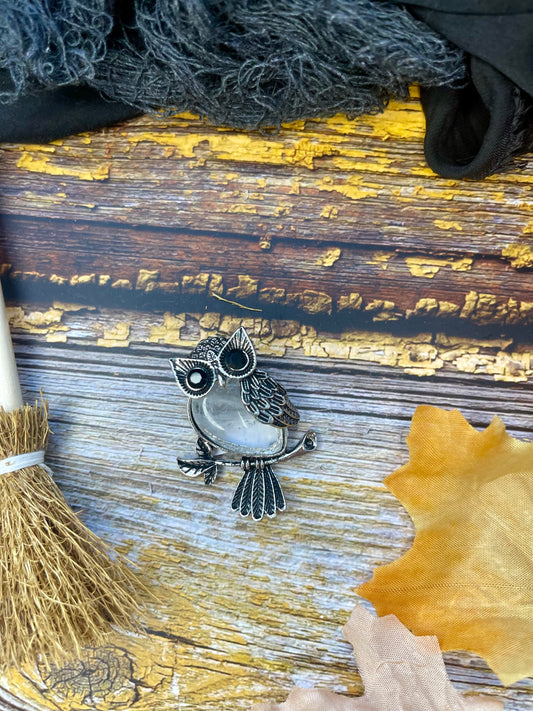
0, 283, 140, 667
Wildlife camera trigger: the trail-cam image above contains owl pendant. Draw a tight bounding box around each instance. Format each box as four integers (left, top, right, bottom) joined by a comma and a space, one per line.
169, 327, 317, 521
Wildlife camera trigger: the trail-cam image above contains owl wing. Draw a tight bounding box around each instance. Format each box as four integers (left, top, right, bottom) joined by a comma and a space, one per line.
240, 369, 300, 428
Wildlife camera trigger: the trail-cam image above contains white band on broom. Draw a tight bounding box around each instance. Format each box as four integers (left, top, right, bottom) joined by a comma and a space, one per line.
0, 282, 141, 667
0, 450, 45, 475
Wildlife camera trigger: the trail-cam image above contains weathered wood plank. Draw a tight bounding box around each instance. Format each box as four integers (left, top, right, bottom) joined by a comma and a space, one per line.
4, 301, 533, 384
0, 319, 530, 710
2, 215, 533, 330
0, 100, 531, 258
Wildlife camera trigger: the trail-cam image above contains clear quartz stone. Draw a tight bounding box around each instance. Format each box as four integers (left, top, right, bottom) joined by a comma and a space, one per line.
190, 379, 285, 456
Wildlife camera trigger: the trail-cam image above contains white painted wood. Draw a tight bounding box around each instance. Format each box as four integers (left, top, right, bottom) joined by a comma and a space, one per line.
0, 284, 23, 411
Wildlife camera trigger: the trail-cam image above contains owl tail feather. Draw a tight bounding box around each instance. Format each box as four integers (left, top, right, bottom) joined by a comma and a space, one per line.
231, 460, 286, 521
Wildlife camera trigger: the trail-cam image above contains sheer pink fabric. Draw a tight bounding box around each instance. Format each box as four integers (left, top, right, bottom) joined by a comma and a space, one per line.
254, 605, 502, 711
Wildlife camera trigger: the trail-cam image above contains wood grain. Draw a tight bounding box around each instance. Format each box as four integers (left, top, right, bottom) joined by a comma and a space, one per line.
0, 94, 532, 710
1, 99, 532, 259
0, 322, 530, 710
2, 213, 533, 331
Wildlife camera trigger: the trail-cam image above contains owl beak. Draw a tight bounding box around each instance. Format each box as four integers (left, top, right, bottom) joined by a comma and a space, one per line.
218, 373, 228, 387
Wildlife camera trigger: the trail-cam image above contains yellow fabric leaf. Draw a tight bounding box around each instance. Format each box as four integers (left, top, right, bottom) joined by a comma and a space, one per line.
358, 405, 533, 685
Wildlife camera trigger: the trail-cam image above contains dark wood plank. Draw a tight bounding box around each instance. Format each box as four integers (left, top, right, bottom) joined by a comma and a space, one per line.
0, 101, 531, 257
2, 215, 533, 331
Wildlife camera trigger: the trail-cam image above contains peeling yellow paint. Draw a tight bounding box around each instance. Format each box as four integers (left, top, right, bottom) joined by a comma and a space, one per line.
293, 290, 332, 315
411, 298, 439, 316
460, 291, 479, 319
522, 222, 533, 235
366, 252, 394, 270
406, 260, 440, 278
365, 102, 425, 141
19, 143, 57, 153
319, 205, 338, 219
434, 219, 463, 231
149, 313, 186, 345
199, 312, 221, 332
405, 256, 473, 278
45, 332, 68, 343
137, 269, 161, 291
17, 153, 110, 181
438, 301, 461, 317
397, 341, 443, 376
227, 275, 258, 299
53, 302, 96, 313
364, 300, 399, 322
209, 274, 224, 296
318, 175, 379, 201
289, 179, 301, 195
70, 274, 96, 286
274, 205, 291, 217
50, 274, 68, 286
258, 235, 272, 250
315, 247, 341, 267
283, 137, 340, 168
259, 287, 286, 303
320, 339, 351, 359
182, 273, 210, 294
520, 301, 533, 320
330, 156, 399, 173
7, 306, 68, 338
337, 293, 363, 311
502, 243, 533, 269
224, 204, 258, 214
129, 131, 341, 170
6, 264, 533, 329
97, 322, 131, 348
19, 270, 46, 281
111, 279, 133, 290
456, 291, 528, 326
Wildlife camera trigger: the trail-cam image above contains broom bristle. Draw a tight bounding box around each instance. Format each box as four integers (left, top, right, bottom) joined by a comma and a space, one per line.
0, 402, 141, 668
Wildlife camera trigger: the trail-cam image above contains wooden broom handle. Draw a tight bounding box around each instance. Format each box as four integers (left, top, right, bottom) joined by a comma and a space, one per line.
0, 282, 23, 412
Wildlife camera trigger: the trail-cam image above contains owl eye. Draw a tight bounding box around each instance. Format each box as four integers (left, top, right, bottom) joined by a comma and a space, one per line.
187, 368, 210, 391
169, 358, 215, 398
217, 327, 256, 379
220, 348, 249, 373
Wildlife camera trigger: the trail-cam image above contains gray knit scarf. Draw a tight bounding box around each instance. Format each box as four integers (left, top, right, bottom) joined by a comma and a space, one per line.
0, 0, 465, 128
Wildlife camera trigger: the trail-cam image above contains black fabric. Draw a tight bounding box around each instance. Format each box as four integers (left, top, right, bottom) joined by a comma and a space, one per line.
0, 71, 140, 144
408, 4, 533, 97
390, 0, 533, 178
421, 58, 530, 180
399, 1, 533, 14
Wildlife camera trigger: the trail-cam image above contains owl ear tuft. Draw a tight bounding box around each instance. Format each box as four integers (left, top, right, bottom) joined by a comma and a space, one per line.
218, 327, 257, 379
169, 358, 215, 398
